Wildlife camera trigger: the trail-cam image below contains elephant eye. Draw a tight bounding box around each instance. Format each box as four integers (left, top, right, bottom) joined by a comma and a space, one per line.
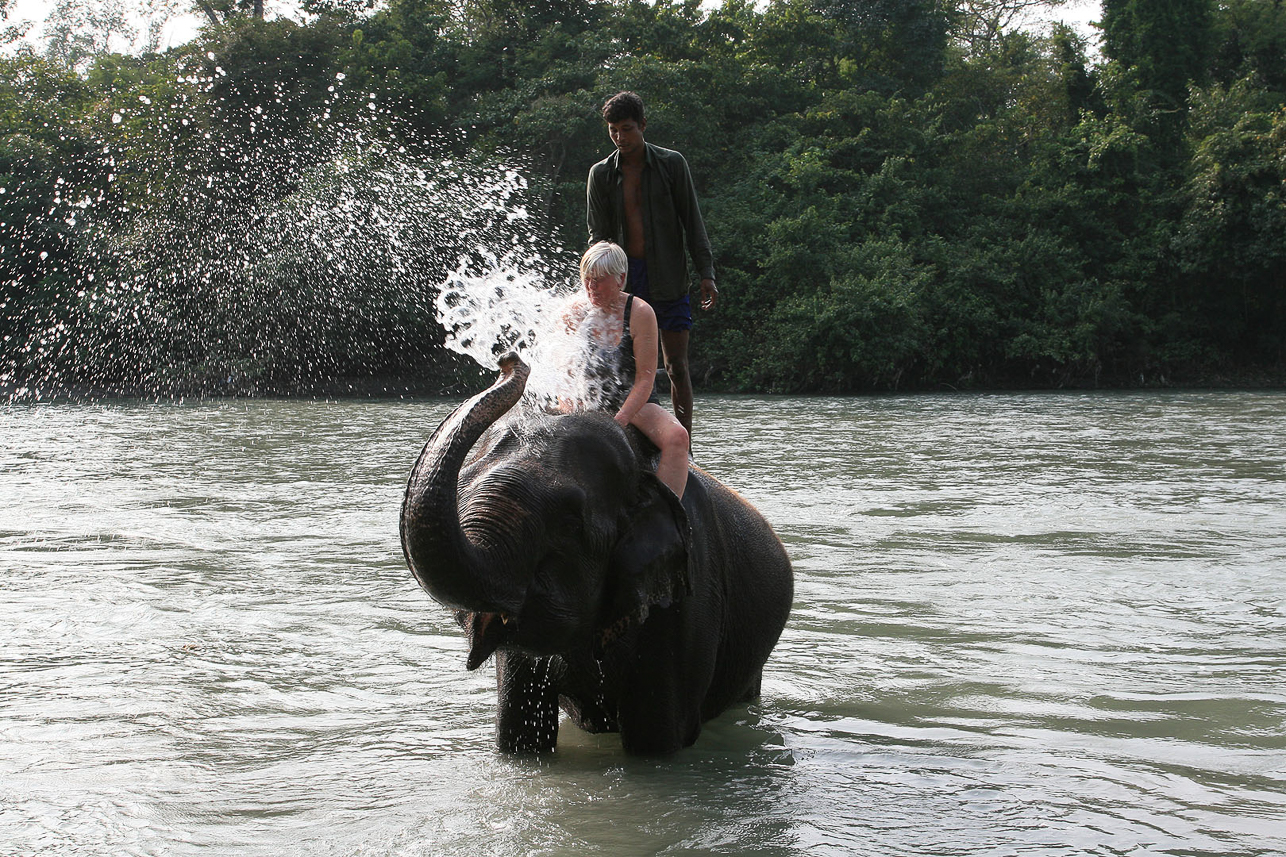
551, 487, 588, 535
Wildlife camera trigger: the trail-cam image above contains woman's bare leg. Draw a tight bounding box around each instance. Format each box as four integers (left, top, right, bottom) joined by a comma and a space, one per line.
630, 403, 690, 499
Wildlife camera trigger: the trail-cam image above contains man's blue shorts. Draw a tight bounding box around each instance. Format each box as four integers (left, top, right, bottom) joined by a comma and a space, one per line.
627, 257, 692, 332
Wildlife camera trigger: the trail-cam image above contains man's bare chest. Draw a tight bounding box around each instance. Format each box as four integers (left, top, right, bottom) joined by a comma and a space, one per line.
621, 166, 644, 210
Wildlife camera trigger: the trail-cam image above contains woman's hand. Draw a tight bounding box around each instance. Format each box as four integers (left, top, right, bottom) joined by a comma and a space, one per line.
561, 299, 586, 334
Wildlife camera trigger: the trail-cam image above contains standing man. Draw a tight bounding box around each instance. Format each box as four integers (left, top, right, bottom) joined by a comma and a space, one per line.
587, 90, 717, 442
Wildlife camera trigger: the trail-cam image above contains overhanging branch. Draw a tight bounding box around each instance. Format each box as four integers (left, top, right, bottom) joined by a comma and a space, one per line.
194, 1, 221, 25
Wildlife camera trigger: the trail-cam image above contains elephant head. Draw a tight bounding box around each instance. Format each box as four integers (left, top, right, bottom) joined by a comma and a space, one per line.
400, 354, 691, 671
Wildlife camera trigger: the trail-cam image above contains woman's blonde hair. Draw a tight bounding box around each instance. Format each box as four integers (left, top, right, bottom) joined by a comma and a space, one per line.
580, 241, 628, 283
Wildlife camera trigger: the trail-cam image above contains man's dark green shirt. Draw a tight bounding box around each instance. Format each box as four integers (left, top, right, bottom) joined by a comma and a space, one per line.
586, 142, 715, 303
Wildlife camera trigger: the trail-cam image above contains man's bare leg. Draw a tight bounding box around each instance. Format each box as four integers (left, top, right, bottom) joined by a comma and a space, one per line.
660, 329, 693, 443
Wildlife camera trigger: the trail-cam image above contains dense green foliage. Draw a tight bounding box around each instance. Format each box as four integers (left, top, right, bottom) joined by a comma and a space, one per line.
2, 0, 1283, 396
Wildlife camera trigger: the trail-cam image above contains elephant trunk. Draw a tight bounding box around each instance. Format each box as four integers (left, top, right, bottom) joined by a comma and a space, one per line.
400, 353, 530, 614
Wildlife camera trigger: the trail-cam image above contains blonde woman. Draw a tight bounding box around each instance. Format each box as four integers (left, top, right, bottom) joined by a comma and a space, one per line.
567, 241, 689, 499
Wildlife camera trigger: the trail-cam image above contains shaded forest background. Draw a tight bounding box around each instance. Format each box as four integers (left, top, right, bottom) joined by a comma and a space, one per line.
2, 0, 1284, 396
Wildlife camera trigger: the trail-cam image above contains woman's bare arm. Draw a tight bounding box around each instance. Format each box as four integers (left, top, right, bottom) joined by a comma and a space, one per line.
615, 300, 659, 427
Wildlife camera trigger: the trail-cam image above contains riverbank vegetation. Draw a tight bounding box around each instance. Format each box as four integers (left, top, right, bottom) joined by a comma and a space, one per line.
3, 0, 1283, 395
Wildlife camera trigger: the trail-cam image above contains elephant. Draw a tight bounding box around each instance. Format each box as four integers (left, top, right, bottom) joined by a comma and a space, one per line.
400, 354, 793, 756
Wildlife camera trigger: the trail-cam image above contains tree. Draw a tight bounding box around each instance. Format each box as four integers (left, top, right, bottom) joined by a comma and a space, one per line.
193, 0, 267, 24
1174, 81, 1286, 364
299, 0, 380, 15
1, 0, 34, 47
30, 0, 192, 62
1208, 0, 1286, 94
0, 55, 99, 390
814, 0, 952, 94
43, 0, 138, 69
953, 0, 1070, 56
1101, 0, 1213, 114
749, 0, 842, 88
5, 0, 1283, 394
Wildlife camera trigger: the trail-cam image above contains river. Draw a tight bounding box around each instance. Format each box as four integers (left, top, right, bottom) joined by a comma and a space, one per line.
2, 390, 1284, 856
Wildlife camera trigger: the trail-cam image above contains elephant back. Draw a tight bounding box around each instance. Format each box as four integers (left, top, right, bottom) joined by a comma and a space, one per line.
685, 467, 794, 713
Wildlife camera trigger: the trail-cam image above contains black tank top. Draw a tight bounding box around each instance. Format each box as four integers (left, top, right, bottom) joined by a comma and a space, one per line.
617, 294, 638, 380
595, 295, 658, 412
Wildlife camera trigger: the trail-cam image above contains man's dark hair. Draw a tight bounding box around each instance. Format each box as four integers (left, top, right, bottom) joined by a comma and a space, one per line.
602, 91, 645, 125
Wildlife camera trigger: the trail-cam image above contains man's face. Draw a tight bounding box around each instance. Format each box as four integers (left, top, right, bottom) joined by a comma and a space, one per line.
607, 118, 646, 156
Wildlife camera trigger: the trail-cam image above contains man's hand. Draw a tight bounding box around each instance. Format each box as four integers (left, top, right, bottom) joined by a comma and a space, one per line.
700, 278, 718, 311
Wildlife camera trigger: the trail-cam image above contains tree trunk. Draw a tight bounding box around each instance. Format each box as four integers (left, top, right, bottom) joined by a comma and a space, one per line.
194, 1, 221, 26
253, 0, 264, 18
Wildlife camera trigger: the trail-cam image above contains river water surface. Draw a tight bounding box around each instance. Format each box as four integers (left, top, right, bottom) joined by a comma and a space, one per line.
2, 390, 1284, 856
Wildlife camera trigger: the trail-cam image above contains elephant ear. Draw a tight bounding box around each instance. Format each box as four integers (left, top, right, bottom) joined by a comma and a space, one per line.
600, 472, 692, 645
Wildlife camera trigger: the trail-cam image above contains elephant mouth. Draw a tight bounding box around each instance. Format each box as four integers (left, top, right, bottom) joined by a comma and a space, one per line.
459, 610, 517, 671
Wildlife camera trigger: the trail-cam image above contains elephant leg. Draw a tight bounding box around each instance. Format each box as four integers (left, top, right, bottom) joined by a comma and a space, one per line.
616, 661, 702, 755
614, 610, 708, 755
494, 649, 561, 754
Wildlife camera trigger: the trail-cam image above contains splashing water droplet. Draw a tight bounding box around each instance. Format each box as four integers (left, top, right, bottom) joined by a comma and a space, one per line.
4, 71, 593, 402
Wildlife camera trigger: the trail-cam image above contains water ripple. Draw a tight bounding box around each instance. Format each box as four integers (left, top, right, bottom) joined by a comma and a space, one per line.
2, 391, 1285, 855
